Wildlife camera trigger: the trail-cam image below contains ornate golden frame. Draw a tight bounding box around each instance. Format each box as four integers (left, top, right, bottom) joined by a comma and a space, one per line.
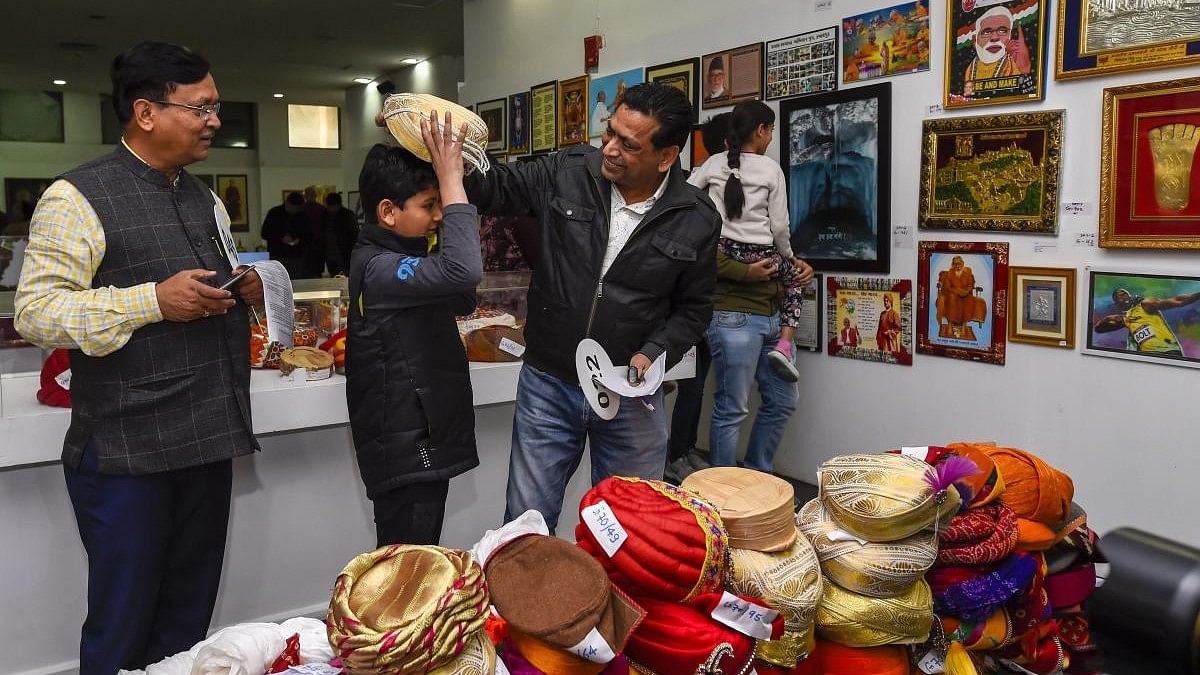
1055, 0, 1200, 80
1008, 265, 1076, 348
1100, 76, 1200, 250
918, 110, 1063, 233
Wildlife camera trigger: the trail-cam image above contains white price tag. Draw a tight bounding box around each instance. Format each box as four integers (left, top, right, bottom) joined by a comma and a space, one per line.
893, 223, 914, 249
710, 591, 778, 640
917, 648, 946, 673
498, 337, 526, 358
1075, 232, 1097, 248
1033, 242, 1057, 254
1062, 201, 1092, 216
53, 368, 72, 391
900, 446, 929, 458
927, 103, 944, 115
581, 500, 628, 558
568, 627, 616, 663
815, 0, 832, 10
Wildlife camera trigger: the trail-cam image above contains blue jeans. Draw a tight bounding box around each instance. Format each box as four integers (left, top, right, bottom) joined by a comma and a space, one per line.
505, 363, 667, 534
707, 311, 798, 472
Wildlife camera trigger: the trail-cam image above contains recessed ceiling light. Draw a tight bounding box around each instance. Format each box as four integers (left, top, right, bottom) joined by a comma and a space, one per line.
273, 93, 285, 98
353, 77, 373, 84
401, 57, 424, 65
52, 79, 67, 86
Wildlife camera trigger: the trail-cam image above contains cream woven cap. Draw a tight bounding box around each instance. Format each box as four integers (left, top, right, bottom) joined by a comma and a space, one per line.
381, 93, 490, 174
681, 467, 796, 552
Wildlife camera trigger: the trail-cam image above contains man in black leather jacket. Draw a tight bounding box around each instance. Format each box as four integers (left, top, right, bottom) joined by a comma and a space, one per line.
466, 83, 721, 533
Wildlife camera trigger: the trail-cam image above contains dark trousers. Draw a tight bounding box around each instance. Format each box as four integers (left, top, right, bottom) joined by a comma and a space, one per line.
668, 337, 712, 462
372, 479, 451, 547
63, 443, 232, 675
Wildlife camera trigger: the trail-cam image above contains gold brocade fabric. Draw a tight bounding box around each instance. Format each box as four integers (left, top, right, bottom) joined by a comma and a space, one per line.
796, 499, 937, 598
815, 579, 934, 647
725, 527, 822, 666
327, 545, 492, 675
818, 454, 961, 542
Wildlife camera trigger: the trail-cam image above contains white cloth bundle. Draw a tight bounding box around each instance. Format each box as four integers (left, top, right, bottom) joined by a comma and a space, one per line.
120, 617, 333, 675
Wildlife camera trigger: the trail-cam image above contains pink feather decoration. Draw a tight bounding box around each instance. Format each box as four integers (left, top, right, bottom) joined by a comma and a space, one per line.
928, 455, 980, 506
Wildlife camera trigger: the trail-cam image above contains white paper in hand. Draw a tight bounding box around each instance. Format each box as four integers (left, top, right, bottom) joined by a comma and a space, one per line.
597, 353, 666, 398
254, 259, 295, 347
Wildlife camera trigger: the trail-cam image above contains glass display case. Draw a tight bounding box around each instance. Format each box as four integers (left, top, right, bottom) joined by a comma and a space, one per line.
458, 270, 531, 362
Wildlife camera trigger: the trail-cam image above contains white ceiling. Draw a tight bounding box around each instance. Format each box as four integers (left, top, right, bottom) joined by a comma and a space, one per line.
0, 0, 463, 104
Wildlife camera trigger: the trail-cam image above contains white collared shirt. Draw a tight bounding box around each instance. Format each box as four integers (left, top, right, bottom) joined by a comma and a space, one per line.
601, 172, 670, 276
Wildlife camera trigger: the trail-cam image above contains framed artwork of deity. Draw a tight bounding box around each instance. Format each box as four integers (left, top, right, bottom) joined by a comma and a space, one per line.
530, 81, 558, 154
944, 0, 1048, 108
701, 42, 764, 110
1100, 76, 1200, 249
646, 58, 701, 112
826, 276, 913, 365
781, 83, 892, 273
1055, 0, 1200, 79
508, 92, 530, 155
917, 240, 1009, 365
1084, 267, 1200, 368
216, 174, 249, 231
1008, 266, 1075, 348
557, 75, 589, 148
765, 28, 839, 100
919, 110, 1063, 233
476, 98, 507, 154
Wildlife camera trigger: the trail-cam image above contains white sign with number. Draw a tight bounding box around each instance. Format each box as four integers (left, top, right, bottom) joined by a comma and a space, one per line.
580, 500, 628, 557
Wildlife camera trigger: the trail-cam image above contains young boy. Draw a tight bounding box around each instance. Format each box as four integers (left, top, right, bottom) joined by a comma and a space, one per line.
347, 112, 483, 546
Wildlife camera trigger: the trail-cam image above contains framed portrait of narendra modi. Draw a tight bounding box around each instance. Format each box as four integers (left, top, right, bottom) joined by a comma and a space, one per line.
944, 0, 1048, 108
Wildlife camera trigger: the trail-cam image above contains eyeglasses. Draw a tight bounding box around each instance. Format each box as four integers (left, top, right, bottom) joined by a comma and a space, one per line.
152, 100, 221, 119
978, 26, 1011, 39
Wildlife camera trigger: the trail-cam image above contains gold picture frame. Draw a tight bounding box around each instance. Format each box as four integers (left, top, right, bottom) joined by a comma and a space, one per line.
1008, 266, 1075, 348
1055, 0, 1200, 80
918, 110, 1063, 233
557, 75, 589, 148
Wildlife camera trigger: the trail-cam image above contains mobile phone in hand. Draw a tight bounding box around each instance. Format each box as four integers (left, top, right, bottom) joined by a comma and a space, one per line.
218, 265, 254, 291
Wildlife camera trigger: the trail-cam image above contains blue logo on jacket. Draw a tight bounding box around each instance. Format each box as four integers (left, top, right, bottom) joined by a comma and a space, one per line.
395, 256, 422, 280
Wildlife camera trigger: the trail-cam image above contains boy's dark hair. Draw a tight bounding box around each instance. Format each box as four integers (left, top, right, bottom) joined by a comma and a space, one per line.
358, 143, 438, 224
615, 83, 695, 150
325, 191, 343, 206
724, 100, 775, 220
699, 112, 732, 156
111, 41, 210, 125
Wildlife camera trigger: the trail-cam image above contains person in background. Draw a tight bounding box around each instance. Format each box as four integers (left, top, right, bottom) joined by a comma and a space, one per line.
14, 41, 262, 673
315, 192, 358, 277
260, 192, 310, 278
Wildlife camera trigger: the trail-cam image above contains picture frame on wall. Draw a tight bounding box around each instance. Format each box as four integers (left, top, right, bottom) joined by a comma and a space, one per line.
917, 240, 1009, 365
1083, 267, 1200, 369
589, 67, 644, 140
476, 98, 507, 154
841, 1, 931, 83
646, 58, 701, 112
781, 82, 891, 273
765, 27, 838, 100
918, 110, 1063, 233
508, 92, 530, 155
690, 125, 712, 169
216, 174, 249, 231
701, 42, 764, 110
1055, 0, 1200, 80
557, 75, 589, 148
1100, 76, 1200, 249
796, 274, 824, 352
826, 276, 913, 365
530, 80, 558, 154
1009, 266, 1076, 348
944, 0, 1048, 108
3, 178, 52, 221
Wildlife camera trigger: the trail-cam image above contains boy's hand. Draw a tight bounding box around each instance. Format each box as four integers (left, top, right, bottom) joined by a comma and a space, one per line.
421, 110, 469, 206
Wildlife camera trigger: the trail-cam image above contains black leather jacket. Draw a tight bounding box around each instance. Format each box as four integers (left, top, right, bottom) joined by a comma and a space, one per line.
467, 145, 721, 383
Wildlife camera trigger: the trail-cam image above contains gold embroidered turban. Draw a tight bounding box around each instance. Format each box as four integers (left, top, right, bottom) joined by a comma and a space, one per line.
724, 526, 823, 667
796, 498, 937, 599
817, 453, 961, 542
815, 578, 934, 648
327, 545, 495, 675
381, 93, 491, 174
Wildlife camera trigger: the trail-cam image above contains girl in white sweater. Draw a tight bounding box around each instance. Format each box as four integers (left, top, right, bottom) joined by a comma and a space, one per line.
688, 100, 804, 381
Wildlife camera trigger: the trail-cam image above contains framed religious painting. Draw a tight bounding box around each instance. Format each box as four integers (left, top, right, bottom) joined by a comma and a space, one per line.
476, 98, 507, 154
826, 276, 913, 365
918, 110, 1063, 233
1100, 77, 1200, 249
1008, 266, 1076, 348
1083, 267, 1200, 369
1055, 0, 1200, 80
701, 42, 764, 110
917, 240, 1009, 365
557, 75, 589, 148
508, 92, 530, 155
215, 174, 249, 231
781, 82, 892, 273
944, 0, 1048, 108
765, 27, 838, 100
690, 125, 711, 169
795, 274, 824, 353
589, 67, 644, 140
841, 1, 932, 83
646, 58, 700, 112
529, 80, 558, 154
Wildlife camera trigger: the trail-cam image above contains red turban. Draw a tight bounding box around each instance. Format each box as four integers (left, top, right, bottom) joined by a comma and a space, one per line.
817, 640, 910, 674
37, 348, 72, 408
623, 596, 754, 675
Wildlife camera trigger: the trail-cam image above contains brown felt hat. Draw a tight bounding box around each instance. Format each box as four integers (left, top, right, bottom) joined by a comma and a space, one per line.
486, 534, 645, 661
681, 467, 797, 552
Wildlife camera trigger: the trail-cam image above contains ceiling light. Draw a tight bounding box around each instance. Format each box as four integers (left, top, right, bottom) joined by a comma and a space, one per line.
353, 77, 373, 84
401, 57, 424, 65
273, 93, 285, 98
52, 79, 67, 86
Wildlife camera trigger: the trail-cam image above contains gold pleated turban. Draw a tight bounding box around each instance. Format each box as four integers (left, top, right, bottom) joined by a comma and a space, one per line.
817, 453, 961, 542
724, 526, 822, 667
381, 93, 491, 174
796, 498, 937, 599
815, 578, 934, 648
327, 545, 495, 675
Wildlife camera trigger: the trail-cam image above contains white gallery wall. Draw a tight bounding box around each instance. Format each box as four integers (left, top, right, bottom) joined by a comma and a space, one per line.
461, 0, 1200, 545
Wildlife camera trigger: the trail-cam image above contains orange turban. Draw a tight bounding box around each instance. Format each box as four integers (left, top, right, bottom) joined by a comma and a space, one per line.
944, 442, 1006, 507
817, 640, 910, 674
984, 447, 1073, 525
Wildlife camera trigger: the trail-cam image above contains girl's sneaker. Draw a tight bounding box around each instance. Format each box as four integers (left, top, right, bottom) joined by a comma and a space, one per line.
767, 339, 799, 382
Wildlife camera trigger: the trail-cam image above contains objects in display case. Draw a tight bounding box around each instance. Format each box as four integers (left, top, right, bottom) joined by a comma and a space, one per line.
278, 346, 335, 381
457, 271, 530, 362
249, 321, 283, 369
291, 305, 319, 348
318, 328, 347, 373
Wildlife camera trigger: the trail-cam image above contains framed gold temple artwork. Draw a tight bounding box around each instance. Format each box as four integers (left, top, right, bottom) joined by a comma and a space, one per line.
1055, 0, 1200, 80
917, 240, 1009, 365
557, 75, 589, 148
918, 110, 1063, 233
1100, 76, 1200, 249
1008, 266, 1075, 348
